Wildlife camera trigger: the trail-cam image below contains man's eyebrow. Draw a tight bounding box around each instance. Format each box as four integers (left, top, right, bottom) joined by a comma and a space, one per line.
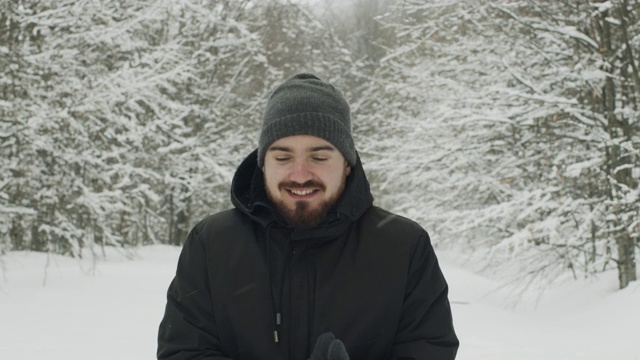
268, 146, 292, 152
310, 145, 336, 152
268, 145, 336, 152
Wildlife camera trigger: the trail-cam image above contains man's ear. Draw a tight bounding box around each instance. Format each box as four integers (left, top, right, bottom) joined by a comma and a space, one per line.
345, 162, 351, 176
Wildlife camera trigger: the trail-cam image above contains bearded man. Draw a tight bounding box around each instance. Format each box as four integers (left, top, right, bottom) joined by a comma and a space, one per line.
157, 73, 459, 360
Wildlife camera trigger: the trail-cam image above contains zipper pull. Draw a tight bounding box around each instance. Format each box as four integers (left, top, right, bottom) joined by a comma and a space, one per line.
274, 330, 279, 343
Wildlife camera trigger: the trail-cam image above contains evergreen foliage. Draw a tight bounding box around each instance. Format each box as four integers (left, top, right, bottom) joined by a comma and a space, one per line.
1, 0, 638, 289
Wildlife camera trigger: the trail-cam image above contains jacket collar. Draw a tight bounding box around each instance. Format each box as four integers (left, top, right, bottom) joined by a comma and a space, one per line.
230, 149, 374, 231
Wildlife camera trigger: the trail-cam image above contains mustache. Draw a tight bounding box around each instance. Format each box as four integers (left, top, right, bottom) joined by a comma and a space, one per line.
279, 180, 325, 190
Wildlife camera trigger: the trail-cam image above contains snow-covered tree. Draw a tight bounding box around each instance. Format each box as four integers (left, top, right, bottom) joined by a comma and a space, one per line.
374, 0, 639, 289
0, 0, 357, 255
0, 0, 259, 253
0, 0, 41, 253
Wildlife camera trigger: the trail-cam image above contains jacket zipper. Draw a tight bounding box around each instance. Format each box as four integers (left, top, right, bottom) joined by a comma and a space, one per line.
289, 246, 297, 359
274, 245, 294, 345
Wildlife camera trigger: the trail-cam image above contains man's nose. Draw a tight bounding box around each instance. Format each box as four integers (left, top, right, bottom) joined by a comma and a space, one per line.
290, 159, 312, 183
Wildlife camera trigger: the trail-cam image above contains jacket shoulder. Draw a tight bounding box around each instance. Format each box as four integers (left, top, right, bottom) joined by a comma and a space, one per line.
193, 209, 253, 243
362, 206, 426, 232
360, 206, 429, 246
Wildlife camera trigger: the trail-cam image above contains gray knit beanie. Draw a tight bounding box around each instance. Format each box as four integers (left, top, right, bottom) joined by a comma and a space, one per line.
257, 73, 356, 168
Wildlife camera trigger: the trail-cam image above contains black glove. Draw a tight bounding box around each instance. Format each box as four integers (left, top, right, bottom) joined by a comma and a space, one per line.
309, 332, 350, 360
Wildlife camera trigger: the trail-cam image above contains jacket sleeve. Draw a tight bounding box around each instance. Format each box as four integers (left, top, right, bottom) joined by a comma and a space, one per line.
391, 231, 459, 360
157, 223, 233, 360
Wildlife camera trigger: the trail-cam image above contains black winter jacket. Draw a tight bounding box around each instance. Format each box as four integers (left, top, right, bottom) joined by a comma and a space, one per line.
157, 150, 459, 360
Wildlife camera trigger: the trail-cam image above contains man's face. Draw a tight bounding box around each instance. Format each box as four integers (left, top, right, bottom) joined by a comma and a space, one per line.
263, 135, 351, 228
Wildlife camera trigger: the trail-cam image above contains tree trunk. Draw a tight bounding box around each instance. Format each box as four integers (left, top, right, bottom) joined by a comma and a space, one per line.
615, 231, 637, 289
599, 8, 638, 288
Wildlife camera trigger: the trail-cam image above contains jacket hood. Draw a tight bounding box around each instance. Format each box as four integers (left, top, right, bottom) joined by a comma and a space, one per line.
230, 149, 374, 230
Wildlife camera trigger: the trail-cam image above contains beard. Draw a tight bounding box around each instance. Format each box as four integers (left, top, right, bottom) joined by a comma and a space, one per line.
266, 179, 347, 229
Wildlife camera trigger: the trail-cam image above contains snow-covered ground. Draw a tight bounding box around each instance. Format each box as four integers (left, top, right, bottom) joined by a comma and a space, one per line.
0, 245, 638, 359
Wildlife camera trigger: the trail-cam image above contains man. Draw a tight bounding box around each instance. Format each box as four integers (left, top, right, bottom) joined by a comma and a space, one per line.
157, 73, 459, 360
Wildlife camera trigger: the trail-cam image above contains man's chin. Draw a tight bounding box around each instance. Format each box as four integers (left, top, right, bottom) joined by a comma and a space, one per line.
268, 189, 342, 228
282, 202, 328, 229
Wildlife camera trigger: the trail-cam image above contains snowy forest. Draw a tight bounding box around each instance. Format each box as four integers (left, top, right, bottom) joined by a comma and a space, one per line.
1, 0, 638, 291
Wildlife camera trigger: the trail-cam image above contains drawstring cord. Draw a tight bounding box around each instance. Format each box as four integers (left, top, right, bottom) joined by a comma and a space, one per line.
266, 223, 288, 343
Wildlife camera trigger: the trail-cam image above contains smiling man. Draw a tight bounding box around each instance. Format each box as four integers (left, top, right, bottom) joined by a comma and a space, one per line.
158, 73, 459, 360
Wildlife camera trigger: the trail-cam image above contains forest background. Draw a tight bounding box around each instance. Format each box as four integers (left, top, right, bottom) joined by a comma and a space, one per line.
1, 0, 638, 292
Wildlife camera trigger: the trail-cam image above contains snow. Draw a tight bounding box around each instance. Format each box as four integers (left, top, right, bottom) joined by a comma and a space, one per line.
441, 252, 640, 360
0, 245, 638, 359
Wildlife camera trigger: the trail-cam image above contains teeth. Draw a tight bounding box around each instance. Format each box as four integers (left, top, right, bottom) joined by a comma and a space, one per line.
290, 189, 314, 196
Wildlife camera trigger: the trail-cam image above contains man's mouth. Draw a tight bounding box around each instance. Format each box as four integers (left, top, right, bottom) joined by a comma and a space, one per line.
286, 188, 319, 199
289, 188, 314, 195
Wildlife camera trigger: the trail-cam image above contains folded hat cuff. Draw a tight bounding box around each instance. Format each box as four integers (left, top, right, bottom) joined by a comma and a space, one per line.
257, 112, 356, 168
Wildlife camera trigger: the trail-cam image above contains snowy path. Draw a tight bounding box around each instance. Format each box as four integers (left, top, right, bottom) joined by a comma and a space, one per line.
0, 246, 638, 359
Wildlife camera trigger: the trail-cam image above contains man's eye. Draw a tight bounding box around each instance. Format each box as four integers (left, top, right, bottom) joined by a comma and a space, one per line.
313, 157, 328, 162
275, 157, 290, 162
